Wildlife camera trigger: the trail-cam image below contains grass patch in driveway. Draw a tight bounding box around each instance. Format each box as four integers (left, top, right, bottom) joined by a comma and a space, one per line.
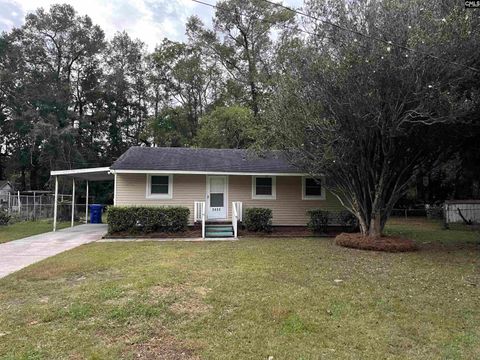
0, 220, 72, 244
0, 218, 479, 359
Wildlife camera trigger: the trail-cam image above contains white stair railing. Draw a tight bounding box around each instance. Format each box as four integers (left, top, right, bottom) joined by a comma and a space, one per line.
194, 201, 203, 222
232, 201, 242, 239
233, 201, 242, 222
232, 202, 238, 239
194, 201, 206, 239
201, 202, 206, 239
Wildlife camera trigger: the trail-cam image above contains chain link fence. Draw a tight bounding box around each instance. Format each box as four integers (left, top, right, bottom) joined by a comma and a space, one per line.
391, 208, 428, 218
392, 202, 480, 225
0, 193, 90, 222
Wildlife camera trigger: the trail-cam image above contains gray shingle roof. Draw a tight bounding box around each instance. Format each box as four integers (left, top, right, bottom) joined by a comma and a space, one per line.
111, 147, 302, 174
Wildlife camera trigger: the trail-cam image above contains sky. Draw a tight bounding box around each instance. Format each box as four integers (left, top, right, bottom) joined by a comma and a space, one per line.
0, 0, 304, 50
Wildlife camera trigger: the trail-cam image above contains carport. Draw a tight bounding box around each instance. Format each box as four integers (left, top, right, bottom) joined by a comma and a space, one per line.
50, 167, 114, 231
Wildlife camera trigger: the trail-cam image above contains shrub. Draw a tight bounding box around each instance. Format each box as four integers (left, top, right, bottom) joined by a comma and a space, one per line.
0, 210, 10, 226
307, 209, 330, 233
244, 208, 272, 232
337, 210, 357, 228
106, 206, 189, 234
6, 213, 21, 224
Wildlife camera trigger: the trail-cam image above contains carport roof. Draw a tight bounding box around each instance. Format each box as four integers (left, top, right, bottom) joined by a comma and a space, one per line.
50, 167, 113, 181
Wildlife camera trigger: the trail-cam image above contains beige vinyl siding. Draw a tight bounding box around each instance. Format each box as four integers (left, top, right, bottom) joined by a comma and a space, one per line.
229, 176, 343, 226
115, 173, 344, 226
115, 173, 206, 224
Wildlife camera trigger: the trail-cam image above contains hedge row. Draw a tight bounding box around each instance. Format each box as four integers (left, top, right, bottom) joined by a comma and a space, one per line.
106, 206, 189, 234
243, 207, 357, 233
307, 209, 357, 233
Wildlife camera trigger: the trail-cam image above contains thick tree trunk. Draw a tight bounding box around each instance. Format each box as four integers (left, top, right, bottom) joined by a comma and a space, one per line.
368, 214, 382, 238
250, 80, 259, 117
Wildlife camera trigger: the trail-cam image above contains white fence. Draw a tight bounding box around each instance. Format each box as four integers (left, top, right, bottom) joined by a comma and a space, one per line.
444, 201, 480, 224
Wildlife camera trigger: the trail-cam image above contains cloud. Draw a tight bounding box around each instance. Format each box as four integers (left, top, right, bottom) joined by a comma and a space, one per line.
0, 0, 304, 49
0, 0, 24, 29
0, 0, 210, 48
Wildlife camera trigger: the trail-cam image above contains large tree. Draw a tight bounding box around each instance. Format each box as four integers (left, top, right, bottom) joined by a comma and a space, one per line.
186, 0, 294, 118
195, 105, 255, 148
265, 0, 480, 236
149, 39, 221, 140
102, 31, 149, 157
1, 4, 105, 188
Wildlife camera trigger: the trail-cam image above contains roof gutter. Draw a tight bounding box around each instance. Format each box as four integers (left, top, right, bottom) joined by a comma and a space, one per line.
110, 169, 307, 177
50, 167, 111, 176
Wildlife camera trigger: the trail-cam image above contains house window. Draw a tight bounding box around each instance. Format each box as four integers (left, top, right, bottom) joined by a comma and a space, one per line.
146, 174, 172, 199
252, 176, 276, 199
151, 176, 169, 194
302, 176, 325, 200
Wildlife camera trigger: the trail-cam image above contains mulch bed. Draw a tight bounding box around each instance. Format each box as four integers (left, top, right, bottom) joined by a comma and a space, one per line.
105, 226, 356, 239
104, 228, 201, 239
239, 226, 339, 238
335, 232, 418, 252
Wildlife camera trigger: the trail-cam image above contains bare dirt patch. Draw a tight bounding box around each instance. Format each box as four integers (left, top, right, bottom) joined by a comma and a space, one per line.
169, 286, 212, 315
120, 327, 200, 360
335, 232, 418, 252
128, 336, 199, 360
169, 297, 211, 315
149, 284, 188, 297
148, 284, 212, 315
192, 286, 210, 297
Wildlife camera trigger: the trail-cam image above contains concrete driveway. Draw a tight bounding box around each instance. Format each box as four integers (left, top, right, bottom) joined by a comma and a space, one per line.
0, 224, 107, 279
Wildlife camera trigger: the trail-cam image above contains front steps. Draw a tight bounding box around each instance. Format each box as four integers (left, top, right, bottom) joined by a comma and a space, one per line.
205, 224, 235, 238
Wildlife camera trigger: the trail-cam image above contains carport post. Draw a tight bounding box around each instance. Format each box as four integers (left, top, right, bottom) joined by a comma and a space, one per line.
33, 191, 36, 220
71, 178, 75, 227
53, 176, 58, 232
85, 180, 89, 224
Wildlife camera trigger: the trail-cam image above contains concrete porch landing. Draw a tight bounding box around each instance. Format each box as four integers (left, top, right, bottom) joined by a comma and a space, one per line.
0, 224, 107, 279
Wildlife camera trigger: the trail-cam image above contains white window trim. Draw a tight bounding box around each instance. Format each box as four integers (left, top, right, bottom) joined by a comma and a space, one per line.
302, 176, 326, 200
252, 176, 276, 200
146, 174, 173, 199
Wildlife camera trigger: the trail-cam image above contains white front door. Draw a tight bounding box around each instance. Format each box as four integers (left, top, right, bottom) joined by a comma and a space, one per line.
207, 176, 227, 220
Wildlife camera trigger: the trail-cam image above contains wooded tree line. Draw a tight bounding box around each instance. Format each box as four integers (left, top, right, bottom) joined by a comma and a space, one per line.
0, 0, 290, 189
0, 0, 479, 235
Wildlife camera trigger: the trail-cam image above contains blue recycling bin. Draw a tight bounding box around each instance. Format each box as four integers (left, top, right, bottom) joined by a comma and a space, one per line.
89, 204, 103, 224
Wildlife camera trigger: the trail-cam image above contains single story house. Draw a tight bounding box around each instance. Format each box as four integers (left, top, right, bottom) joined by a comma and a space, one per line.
51, 147, 344, 237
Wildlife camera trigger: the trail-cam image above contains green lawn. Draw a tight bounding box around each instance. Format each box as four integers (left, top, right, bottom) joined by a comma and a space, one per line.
0, 219, 479, 359
0, 220, 73, 244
